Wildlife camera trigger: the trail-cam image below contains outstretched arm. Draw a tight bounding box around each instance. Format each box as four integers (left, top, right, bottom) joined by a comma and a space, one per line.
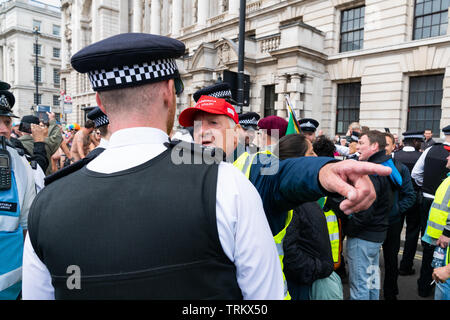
318, 160, 391, 214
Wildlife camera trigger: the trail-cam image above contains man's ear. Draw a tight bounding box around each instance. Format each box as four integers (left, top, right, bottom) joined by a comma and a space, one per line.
96, 92, 107, 114
162, 79, 175, 106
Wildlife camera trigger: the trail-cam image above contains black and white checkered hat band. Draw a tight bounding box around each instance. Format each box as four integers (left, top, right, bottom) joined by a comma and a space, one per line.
300, 122, 316, 129
88, 59, 178, 91
93, 114, 109, 128
240, 118, 258, 126
209, 90, 233, 99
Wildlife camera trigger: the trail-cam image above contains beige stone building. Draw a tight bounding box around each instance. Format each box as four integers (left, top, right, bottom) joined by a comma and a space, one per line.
61, 0, 450, 138
0, 0, 61, 119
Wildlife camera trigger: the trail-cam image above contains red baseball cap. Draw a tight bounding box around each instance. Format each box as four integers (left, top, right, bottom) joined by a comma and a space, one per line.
178, 95, 239, 127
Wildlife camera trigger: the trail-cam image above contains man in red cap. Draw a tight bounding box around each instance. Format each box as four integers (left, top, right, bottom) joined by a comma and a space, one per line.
179, 94, 392, 299
179, 95, 391, 216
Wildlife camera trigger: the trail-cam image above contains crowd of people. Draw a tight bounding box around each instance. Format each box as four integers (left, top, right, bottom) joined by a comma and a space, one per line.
0, 32, 449, 301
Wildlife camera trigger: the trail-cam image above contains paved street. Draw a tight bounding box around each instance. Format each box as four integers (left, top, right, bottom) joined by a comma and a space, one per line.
342, 225, 435, 300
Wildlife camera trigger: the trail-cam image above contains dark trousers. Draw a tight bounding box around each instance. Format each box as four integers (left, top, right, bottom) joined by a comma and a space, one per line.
417, 197, 436, 292
382, 219, 403, 298
399, 201, 422, 271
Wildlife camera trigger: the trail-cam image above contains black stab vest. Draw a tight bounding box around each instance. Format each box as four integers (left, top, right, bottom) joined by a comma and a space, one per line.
28, 148, 242, 300
394, 150, 422, 175
423, 144, 450, 195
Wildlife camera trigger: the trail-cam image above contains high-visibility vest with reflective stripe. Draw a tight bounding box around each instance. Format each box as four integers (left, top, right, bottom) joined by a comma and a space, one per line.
0, 172, 23, 300
322, 198, 341, 269
426, 176, 450, 239
233, 150, 292, 300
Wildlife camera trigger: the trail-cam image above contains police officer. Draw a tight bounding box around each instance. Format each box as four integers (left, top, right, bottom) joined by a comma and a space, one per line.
87, 106, 110, 151
394, 131, 424, 276
22, 33, 284, 300
238, 112, 260, 154
299, 118, 319, 143
412, 125, 450, 297
43, 107, 110, 187
0, 83, 36, 299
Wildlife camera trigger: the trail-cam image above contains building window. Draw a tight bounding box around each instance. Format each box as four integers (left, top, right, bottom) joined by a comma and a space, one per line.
408, 74, 443, 136
340, 6, 365, 53
34, 93, 42, 105
264, 85, 277, 117
33, 20, 41, 32
33, 43, 42, 56
53, 69, 60, 85
336, 82, 361, 134
413, 0, 448, 40
53, 47, 60, 58
53, 24, 60, 36
34, 66, 42, 83
53, 95, 60, 107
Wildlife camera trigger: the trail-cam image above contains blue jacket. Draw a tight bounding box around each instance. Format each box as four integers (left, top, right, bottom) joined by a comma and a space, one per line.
246, 152, 335, 236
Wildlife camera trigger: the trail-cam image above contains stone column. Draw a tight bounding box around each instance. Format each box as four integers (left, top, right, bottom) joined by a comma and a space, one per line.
275, 74, 288, 118
172, 0, 182, 36
119, 0, 129, 33
197, 0, 209, 26
228, 0, 239, 17
133, 0, 143, 32
143, 0, 151, 33
91, 0, 99, 43
151, 0, 161, 34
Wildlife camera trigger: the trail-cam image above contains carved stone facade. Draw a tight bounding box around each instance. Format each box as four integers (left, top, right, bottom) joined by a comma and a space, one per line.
0, 0, 61, 119
61, 0, 450, 136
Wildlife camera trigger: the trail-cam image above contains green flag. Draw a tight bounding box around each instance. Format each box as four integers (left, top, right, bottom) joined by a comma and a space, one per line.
285, 95, 300, 135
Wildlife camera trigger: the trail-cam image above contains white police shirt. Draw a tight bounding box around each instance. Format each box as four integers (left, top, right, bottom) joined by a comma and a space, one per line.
411, 141, 450, 199
22, 127, 284, 300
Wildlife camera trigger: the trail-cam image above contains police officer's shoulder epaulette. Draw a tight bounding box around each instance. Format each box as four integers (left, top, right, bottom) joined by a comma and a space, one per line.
44, 158, 87, 186
44, 148, 105, 186
164, 139, 226, 164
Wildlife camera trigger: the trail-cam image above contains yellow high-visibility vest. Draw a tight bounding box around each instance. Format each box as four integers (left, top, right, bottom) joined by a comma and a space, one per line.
233, 150, 292, 300
426, 176, 450, 239
323, 201, 341, 269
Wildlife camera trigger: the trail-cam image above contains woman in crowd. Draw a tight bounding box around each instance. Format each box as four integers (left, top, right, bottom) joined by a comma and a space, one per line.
276, 134, 335, 300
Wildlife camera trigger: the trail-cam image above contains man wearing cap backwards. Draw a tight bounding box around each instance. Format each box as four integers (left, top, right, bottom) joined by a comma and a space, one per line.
22, 33, 285, 300
394, 131, 424, 277
412, 125, 450, 297
0, 81, 36, 299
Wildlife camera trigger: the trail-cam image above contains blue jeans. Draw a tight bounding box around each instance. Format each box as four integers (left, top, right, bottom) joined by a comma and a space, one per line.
346, 237, 382, 300
435, 279, 450, 300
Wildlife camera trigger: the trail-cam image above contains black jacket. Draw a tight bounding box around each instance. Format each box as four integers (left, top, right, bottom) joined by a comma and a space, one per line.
283, 201, 334, 286
343, 150, 396, 243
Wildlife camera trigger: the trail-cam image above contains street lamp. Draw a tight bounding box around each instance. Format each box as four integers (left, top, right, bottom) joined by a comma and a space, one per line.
237, 0, 247, 115
33, 26, 40, 114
